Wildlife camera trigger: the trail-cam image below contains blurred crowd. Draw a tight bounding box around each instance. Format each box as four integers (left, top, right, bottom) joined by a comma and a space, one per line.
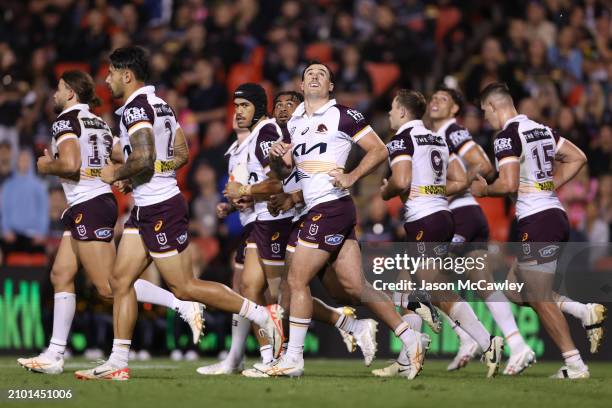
0, 0, 610, 355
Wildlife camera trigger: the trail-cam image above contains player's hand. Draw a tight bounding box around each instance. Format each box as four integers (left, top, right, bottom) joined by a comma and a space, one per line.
268, 192, 294, 215
466, 163, 482, 184
329, 168, 355, 189
216, 202, 231, 218
233, 196, 254, 211
380, 178, 390, 200
270, 141, 292, 160
36, 149, 54, 174
113, 180, 132, 193
100, 159, 117, 184
224, 181, 246, 199
470, 174, 488, 197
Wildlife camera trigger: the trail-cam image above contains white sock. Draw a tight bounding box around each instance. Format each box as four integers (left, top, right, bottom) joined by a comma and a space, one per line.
402, 313, 422, 332
238, 299, 269, 327
485, 291, 527, 354
394, 321, 418, 348
392, 291, 411, 308
286, 316, 310, 360
226, 314, 250, 365
281, 342, 288, 356
442, 310, 473, 344
448, 302, 491, 351
260, 345, 273, 364
556, 295, 588, 322
562, 349, 586, 369
47, 292, 76, 359
108, 339, 131, 368
335, 313, 361, 334
134, 279, 181, 310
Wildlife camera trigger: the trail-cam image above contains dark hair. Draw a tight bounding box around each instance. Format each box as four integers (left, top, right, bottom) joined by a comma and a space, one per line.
301, 60, 335, 84
273, 91, 304, 106
434, 85, 464, 116
479, 82, 512, 103
109, 46, 150, 82
61, 70, 101, 108
396, 89, 427, 119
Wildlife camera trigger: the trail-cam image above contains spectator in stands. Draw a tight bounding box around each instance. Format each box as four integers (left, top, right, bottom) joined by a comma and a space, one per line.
185, 59, 227, 139
589, 123, 612, 177
360, 194, 397, 242
334, 45, 373, 112
0, 140, 13, 186
525, 0, 557, 47
264, 40, 305, 88
189, 162, 220, 238
188, 120, 231, 188
1, 149, 48, 255
548, 26, 583, 81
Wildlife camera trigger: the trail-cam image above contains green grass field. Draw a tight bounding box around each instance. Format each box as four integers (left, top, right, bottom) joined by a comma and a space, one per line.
1, 357, 611, 408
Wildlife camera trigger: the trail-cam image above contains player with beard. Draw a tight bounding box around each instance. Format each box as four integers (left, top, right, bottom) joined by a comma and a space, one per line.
74, 47, 283, 381
18, 70, 203, 375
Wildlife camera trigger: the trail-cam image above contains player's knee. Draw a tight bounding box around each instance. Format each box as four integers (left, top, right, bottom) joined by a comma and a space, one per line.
287, 272, 307, 293
169, 283, 194, 302
94, 282, 113, 299
109, 273, 130, 296
50, 266, 73, 290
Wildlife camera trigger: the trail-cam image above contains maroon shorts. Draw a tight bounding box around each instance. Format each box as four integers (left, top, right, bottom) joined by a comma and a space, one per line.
124, 193, 189, 258
517, 208, 569, 264
246, 218, 293, 265
450, 205, 490, 254
403, 210, 454, 257
286, 216, 306, 253
61, 193, 117, 242
234, 222, 255, 267
297, 196, 357, 253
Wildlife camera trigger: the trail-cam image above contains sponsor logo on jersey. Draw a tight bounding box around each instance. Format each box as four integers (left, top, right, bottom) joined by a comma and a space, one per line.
300, 127, 310, 135
433, 244, 448, 256
94, 228, 113, 239
523, 128, 551, 143
75, 213, 83, 224
312, 214, 322, 221
153, 103, 174, 117
494, 137, 513, 154
414, 134, 445, 147
521, 233, 529, 241
534, 181, 555, 191
324, 234, 344, 246
316, 124, 328, 133
83, 168, 102, 177
416, 230, 424, 241
451, 234, 466, 243
77, 225, 87, 237
177, 232, 188, 245
448, 129, 471, 148
346, 109, 365, 122
418, 185, 446, 195
156, 232, 168, 245
52, 120, 73, 136
82, 117, 108, 130
154, 220, 163, 232
308, 224, 319, 236
538, 244, 559, 258
386, 139, 405, 154
124, 107, 150, 125
271, 242, 281, 254
271, 232, 280, 241
293, 142, 327, 157
283, 169, 309, 185
259, 140, 275, 157
155, 160, 175, 173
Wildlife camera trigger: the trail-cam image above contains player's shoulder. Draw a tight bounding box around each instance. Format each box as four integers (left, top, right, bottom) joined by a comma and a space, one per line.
52, 109, 81, 138
122, 94, 155, 128
332, 103, 366, 123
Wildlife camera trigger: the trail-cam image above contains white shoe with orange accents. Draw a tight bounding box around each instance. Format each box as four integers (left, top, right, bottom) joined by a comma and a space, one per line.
74, 362, 130, 381
259, 305, 285, 358
17, 353, 63, 374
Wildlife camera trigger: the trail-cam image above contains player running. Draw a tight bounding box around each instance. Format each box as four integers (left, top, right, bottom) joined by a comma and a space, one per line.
471, 82, 596, 379
428, 86, 535, 374
18, 70, 203, 375
74, 47, 283, 381
253, 62, 430, 379
374, 89, 503, 378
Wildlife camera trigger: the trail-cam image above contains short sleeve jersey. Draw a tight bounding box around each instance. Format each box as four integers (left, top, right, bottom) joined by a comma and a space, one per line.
225, 132, 257, 226
386, 119, 450, 222
287, 99, 373, 212
51, 103, 114, 206
115, 86, 180, 206
493, 114, 565, 219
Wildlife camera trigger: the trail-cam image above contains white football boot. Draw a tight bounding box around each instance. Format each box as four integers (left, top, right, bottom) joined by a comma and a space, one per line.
503, 347, 536, 375
177, 302, 205, 344
335, 306, 357, 353
17, 353, 64, 374
74, 361, 129, 381
253, 354, 304, 377
447, 337, 480, 371
550, 365, 590, 379
482, 336, 504, 378
196, 357, 245, 375
583, 303, 606, 354
353, 319, 378, 366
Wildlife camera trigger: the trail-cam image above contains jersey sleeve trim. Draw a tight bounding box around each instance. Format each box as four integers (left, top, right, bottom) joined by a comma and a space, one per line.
498, 156, 519, 167
390, 155, 412, 166
352, 125, 373, 142
55, 133, 78, 146
458, 140, 476, 156
127, 121, 153, 136
555, 137, 566, 152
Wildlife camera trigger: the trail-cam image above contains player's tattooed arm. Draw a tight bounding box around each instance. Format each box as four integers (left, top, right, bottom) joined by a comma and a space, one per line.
553, 138, 587, 190
101, 128, 155, 184
224, 178, 283, 200
170, 127, 189, 170
380, 160, 411, 201
37, 139, 81, 180
110, 139, 124, 164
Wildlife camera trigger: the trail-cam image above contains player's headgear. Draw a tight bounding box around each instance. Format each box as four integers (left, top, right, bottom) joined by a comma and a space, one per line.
234, 83, 268, 126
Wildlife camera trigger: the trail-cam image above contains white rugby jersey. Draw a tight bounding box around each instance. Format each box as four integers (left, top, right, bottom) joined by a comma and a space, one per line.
282, 168, 307, 222
115, 86, 180, 206
225, 133, 257, 226
287, 99, 373, 211
386, 119, 451, 222
437, 118, 479, 210
493, 114, 565, 219
51, 103, 114, 206
246, 118, 293, 221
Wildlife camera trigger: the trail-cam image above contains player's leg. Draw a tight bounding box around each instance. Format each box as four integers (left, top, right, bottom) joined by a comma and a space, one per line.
553, 292, 607, 354
18, 233, 78, 374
